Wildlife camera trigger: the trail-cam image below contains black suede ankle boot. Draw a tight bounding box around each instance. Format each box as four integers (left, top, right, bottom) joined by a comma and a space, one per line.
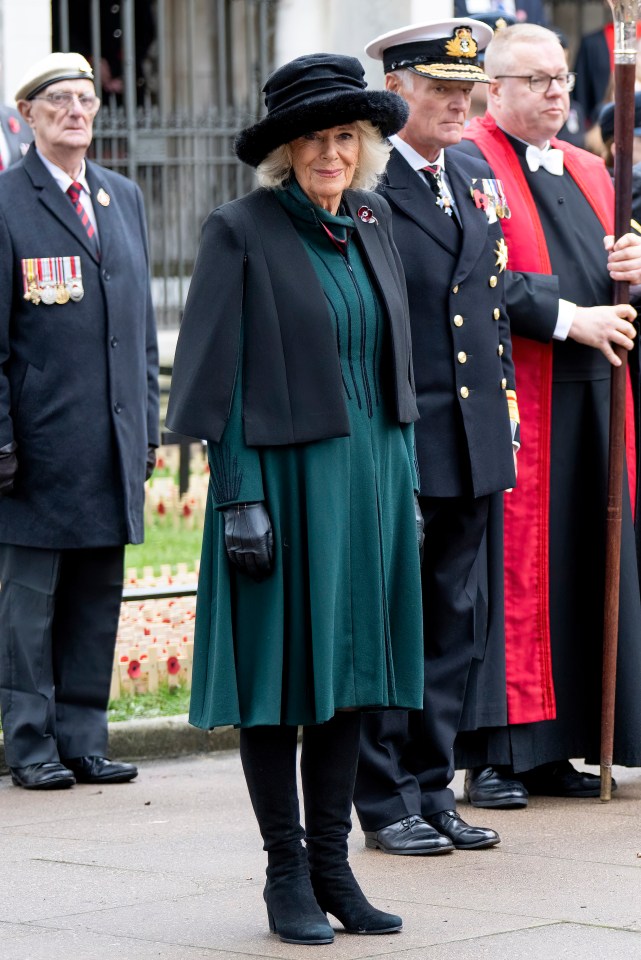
302, 714, 402, 935
240, 726, 334, 945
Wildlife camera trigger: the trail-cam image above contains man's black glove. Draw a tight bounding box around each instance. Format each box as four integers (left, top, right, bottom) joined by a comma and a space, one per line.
222, 502, 274, 582
145, 445, 157, 481
414, 493, 425, 565
0, 447, 18, 495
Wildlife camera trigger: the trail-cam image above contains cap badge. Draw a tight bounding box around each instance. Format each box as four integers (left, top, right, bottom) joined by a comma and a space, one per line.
445, 27, 478, 59
96, 188, 110, 207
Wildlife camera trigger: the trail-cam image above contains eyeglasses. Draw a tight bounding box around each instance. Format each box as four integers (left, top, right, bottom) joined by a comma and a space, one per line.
493, 72, 576, 93
32, 92, 101, 114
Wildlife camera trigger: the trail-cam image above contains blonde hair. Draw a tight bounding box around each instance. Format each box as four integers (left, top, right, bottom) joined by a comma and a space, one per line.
484, 23, 563, 79
256, 120, 392, 192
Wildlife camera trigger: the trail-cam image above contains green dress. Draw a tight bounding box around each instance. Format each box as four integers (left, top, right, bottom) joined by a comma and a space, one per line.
189, 182, 423, 729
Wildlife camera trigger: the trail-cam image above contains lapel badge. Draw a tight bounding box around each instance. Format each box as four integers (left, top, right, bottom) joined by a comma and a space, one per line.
357, 205, 378, 224
494, 238, 509, 273
96, 187, 110, 207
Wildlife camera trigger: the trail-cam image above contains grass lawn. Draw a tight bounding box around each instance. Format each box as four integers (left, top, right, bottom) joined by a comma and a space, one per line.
108, 684, 191, 721
125, 524, 203, 575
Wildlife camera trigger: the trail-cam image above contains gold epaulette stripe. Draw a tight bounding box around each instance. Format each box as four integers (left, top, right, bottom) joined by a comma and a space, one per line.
506, 389, 520, 424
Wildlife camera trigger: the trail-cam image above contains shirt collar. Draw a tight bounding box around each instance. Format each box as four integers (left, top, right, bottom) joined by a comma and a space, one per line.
497, 125, 551, 156
389, 134, 446, 172
36, 148, 91, 195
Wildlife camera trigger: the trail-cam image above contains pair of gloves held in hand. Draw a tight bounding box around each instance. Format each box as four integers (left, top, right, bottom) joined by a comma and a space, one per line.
223, 495, 425, 583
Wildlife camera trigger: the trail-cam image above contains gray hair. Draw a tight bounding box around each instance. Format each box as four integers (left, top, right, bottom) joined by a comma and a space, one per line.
256, 119, 392, 192
484, 23, 563, 79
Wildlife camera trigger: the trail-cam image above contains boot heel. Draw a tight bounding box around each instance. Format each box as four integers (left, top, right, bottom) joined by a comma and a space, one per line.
264, 882, 334, 945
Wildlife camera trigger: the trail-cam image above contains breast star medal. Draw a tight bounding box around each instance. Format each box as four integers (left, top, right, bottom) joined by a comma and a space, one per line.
494, 238, 508, 273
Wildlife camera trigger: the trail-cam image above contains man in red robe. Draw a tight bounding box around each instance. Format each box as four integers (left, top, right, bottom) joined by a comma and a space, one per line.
455, 22, 641, 807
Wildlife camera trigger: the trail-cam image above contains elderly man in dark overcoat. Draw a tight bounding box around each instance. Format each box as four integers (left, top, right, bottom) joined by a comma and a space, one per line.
0, 52, 159, 789
353, 19, 519, 854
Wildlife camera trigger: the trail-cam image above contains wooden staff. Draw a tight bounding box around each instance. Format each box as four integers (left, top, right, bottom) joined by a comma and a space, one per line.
601, 0, 638, 802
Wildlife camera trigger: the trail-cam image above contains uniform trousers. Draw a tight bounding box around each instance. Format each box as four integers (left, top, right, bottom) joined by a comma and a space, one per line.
0, 543, 124, 767
354, 494, 490, 830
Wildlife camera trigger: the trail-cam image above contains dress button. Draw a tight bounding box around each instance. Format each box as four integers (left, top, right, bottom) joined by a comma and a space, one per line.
110, 336, 118, 348
460, 386, 469, 399
452, 284, 459, 294
453, 314, 464, 327
102, 269, 111, 281
500, 378, 507, 390
114, 401, 123, 414
457, 351, 467, 364
489, 275, 498, 288
493, 308, 500, 320
497, 343, 504, 356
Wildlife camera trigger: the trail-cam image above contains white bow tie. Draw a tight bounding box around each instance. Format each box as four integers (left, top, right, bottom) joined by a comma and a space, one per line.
525, 144, 564, 176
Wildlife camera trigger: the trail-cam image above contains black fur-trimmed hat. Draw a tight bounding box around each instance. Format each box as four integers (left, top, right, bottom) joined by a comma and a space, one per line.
234, 53, 409, 168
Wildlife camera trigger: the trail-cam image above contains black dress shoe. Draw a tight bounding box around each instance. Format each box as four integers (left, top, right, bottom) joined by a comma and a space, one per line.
61, 756, 138, 784
464, 766, 529, 809
518, 760, 615, 798
11, 761, 75, 790
364, 815, 454, 855
426, 809, 500, 850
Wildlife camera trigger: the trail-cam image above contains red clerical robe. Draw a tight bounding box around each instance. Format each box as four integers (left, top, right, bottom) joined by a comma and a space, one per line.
463, 113, 636, 724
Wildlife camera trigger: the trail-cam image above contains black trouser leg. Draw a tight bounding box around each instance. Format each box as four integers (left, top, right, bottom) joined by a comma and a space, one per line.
239, 725, 333, 945
302, 713, 402, 934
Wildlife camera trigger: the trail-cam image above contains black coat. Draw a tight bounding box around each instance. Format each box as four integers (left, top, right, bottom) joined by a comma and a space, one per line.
379, 147, 516, 499
167, 187, 418, 445
0, 146, 159, 547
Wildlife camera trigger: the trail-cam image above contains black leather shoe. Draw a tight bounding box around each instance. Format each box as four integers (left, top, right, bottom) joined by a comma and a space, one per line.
61, 756, 138, 784
464, 766, 529, 809
426, 809, 500, 849
11, 761, 75, 790
364, 815, 454, 855
518, 760, 615, 798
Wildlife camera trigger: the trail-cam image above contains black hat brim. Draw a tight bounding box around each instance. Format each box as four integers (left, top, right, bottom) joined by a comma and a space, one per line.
234, 89, 409, 167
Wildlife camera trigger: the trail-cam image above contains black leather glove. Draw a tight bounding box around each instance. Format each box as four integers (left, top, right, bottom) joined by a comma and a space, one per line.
0, 448, 18, 495
145, 445, 157, 481
414, 493, 425, 565
222, 502, 274, 582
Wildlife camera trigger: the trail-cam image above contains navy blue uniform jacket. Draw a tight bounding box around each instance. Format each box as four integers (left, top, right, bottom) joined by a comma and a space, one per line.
380, 147, 516, 498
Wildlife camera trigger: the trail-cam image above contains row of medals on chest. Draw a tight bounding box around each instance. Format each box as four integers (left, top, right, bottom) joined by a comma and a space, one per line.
22, 256, 84, 304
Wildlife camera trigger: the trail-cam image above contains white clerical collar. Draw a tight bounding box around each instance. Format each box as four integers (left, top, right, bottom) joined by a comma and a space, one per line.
36, 148, 91, 196
389, 134, 446, 173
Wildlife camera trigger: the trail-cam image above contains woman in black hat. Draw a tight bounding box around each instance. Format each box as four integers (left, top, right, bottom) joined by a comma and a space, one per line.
167, 53, 424, 946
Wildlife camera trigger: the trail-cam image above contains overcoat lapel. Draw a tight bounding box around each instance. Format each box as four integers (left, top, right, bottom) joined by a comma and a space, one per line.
446, 152, 489, 285
383, 148, 459, 257
22, 145, 101, 263
85, 161, 114, 262
344, 190, 405, 321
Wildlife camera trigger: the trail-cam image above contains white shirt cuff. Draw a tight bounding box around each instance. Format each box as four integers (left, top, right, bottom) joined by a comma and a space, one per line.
553, 299, 576, 341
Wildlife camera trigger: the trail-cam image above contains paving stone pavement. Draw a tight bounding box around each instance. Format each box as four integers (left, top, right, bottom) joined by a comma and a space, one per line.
1, 750, 640, 960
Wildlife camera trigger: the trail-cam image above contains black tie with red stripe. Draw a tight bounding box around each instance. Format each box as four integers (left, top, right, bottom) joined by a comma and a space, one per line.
66, 181, 99, 255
